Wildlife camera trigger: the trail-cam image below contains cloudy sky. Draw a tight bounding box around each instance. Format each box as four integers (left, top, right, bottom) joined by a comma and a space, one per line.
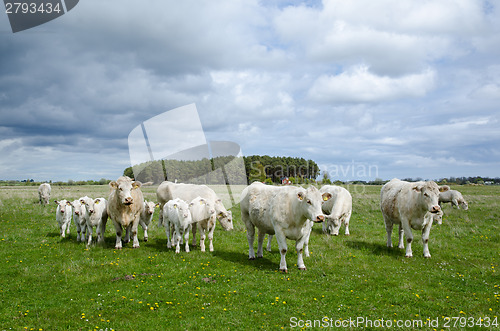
1, 0, 499, 182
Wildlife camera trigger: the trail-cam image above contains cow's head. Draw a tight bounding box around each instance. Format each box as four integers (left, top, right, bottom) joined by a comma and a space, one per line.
171, 199, 191, 222
413, 181, 441, 214
189, 197, 216, 222
84, 198, 102, 214
144, 201, 157, 215
432, 209, 444, 225
110, 176, 141, 205
71, 200, 83, 215
297, 186, 331, 223
458, 199, 468, 210
54, 200, 71, 213
214, 199, 233, 231
324, 216, 342, 235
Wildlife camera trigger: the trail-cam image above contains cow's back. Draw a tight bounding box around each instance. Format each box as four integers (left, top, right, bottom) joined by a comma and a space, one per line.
320, 185, 352, 215
157, 181, 215, 204
380, 179, 407, 222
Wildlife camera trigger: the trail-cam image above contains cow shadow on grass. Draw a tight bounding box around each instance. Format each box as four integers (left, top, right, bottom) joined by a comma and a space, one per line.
344, 239, 404, 259
213, 250, 279, 271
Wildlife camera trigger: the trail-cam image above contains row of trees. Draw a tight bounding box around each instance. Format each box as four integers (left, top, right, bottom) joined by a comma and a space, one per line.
123, 155, 321, 185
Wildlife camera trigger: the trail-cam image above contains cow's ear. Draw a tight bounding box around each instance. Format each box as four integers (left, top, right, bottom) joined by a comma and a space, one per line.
322, 193, 332, 202
412, 184, 423, 192
94, 199, 100, 204
66, 201, 72, 206
297, 192, 304, 201
109, 181, 118, 189
54, 200, 59, 204
155, 203, 160, 208
439, 185, 449, 192
188, 202, 194, 207
173, 203, 178, 209
132, 181, 142, 189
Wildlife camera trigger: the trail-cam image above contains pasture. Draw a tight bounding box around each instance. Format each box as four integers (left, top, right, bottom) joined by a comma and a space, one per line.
0, 184, 498, 330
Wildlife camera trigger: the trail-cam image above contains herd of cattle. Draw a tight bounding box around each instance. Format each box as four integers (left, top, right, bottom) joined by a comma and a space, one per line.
37, 176, 469, 272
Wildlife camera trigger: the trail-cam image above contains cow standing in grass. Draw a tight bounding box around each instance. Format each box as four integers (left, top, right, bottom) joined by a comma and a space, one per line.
380, 178, 442, 258
83, 198, 108, 247
319, 185, 352, 236
55, 200, 72, 238
156, 182, 233, 237
163, 198, 193, 253
108, 176, 144, 249
439, 189, 468, 210
189, 197, 216, 252
139, 200, 158, 242
71, 198, 88, 242
240, 182, 331, 272
38, 183, 51, 205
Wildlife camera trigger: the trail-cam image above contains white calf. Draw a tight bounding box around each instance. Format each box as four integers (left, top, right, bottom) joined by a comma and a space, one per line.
83, 198, 108, 247
139, 201, 158, 242
71, 198, 88, 242
163, 198, 193, 253
189, 197, 216, 252
55, 200, 72, 238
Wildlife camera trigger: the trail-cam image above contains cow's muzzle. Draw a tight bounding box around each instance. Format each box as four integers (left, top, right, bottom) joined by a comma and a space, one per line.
430, 205, 441, 213
314, 215, 325, 223
124, 197, 133, 205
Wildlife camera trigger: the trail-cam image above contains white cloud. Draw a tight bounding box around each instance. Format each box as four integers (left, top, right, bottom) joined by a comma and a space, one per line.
307, 65, 435, 103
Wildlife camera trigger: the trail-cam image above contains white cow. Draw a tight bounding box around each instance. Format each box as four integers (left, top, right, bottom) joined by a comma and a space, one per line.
163, 198, 193, 253
380, 178, 442, 258
240, 182, 331, 272
439, 189, 468, 210
107, 176, 145, 249
71, 198, 88, 242
139, 200, 158, 242
54, 200, 72, 238
319, 185, 352, 236
83, 198, 108, 247
156, 182, 233, 237
38, 183, 51, 205
189, 197, 216, 252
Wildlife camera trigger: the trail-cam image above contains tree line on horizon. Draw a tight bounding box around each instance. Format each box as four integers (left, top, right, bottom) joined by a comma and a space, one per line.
122, 155, 321, 185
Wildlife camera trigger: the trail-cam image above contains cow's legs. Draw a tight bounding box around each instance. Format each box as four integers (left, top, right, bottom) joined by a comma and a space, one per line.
266, 235, 273, 252
274, 229, 288, 272
296, 238, 307, 270
165, 219, 172, 249
140, 220, 148, 242
158, 204, 164, 226
421, 218, 433, 258
397, 224, 405, 249
207, 225, 215, 252
131, 221, 140, 248
344, 211, 351, 235
302, 220, 313, 257
98, 219, 107, 245
384, 218, 393, 247
401, 221, 414, 258
113, 221, 123, 249
81, 223, 87, 242
124, 225, 131, 244
245, 223, 256, 260
184, 226, 190, 253
87, 225, 93, 247
191, 223, 197, 246
256, 229, 266, 258
199, 227, 207, 252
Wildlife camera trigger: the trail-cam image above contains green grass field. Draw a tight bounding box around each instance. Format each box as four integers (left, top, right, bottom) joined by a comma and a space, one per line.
0, 184, 498, 330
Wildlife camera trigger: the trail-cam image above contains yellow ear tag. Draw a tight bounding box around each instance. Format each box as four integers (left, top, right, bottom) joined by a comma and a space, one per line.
95, 200, 100, 204
199, 200, 204, 205
174, 204, 177, 209
323, 196, 328, 201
